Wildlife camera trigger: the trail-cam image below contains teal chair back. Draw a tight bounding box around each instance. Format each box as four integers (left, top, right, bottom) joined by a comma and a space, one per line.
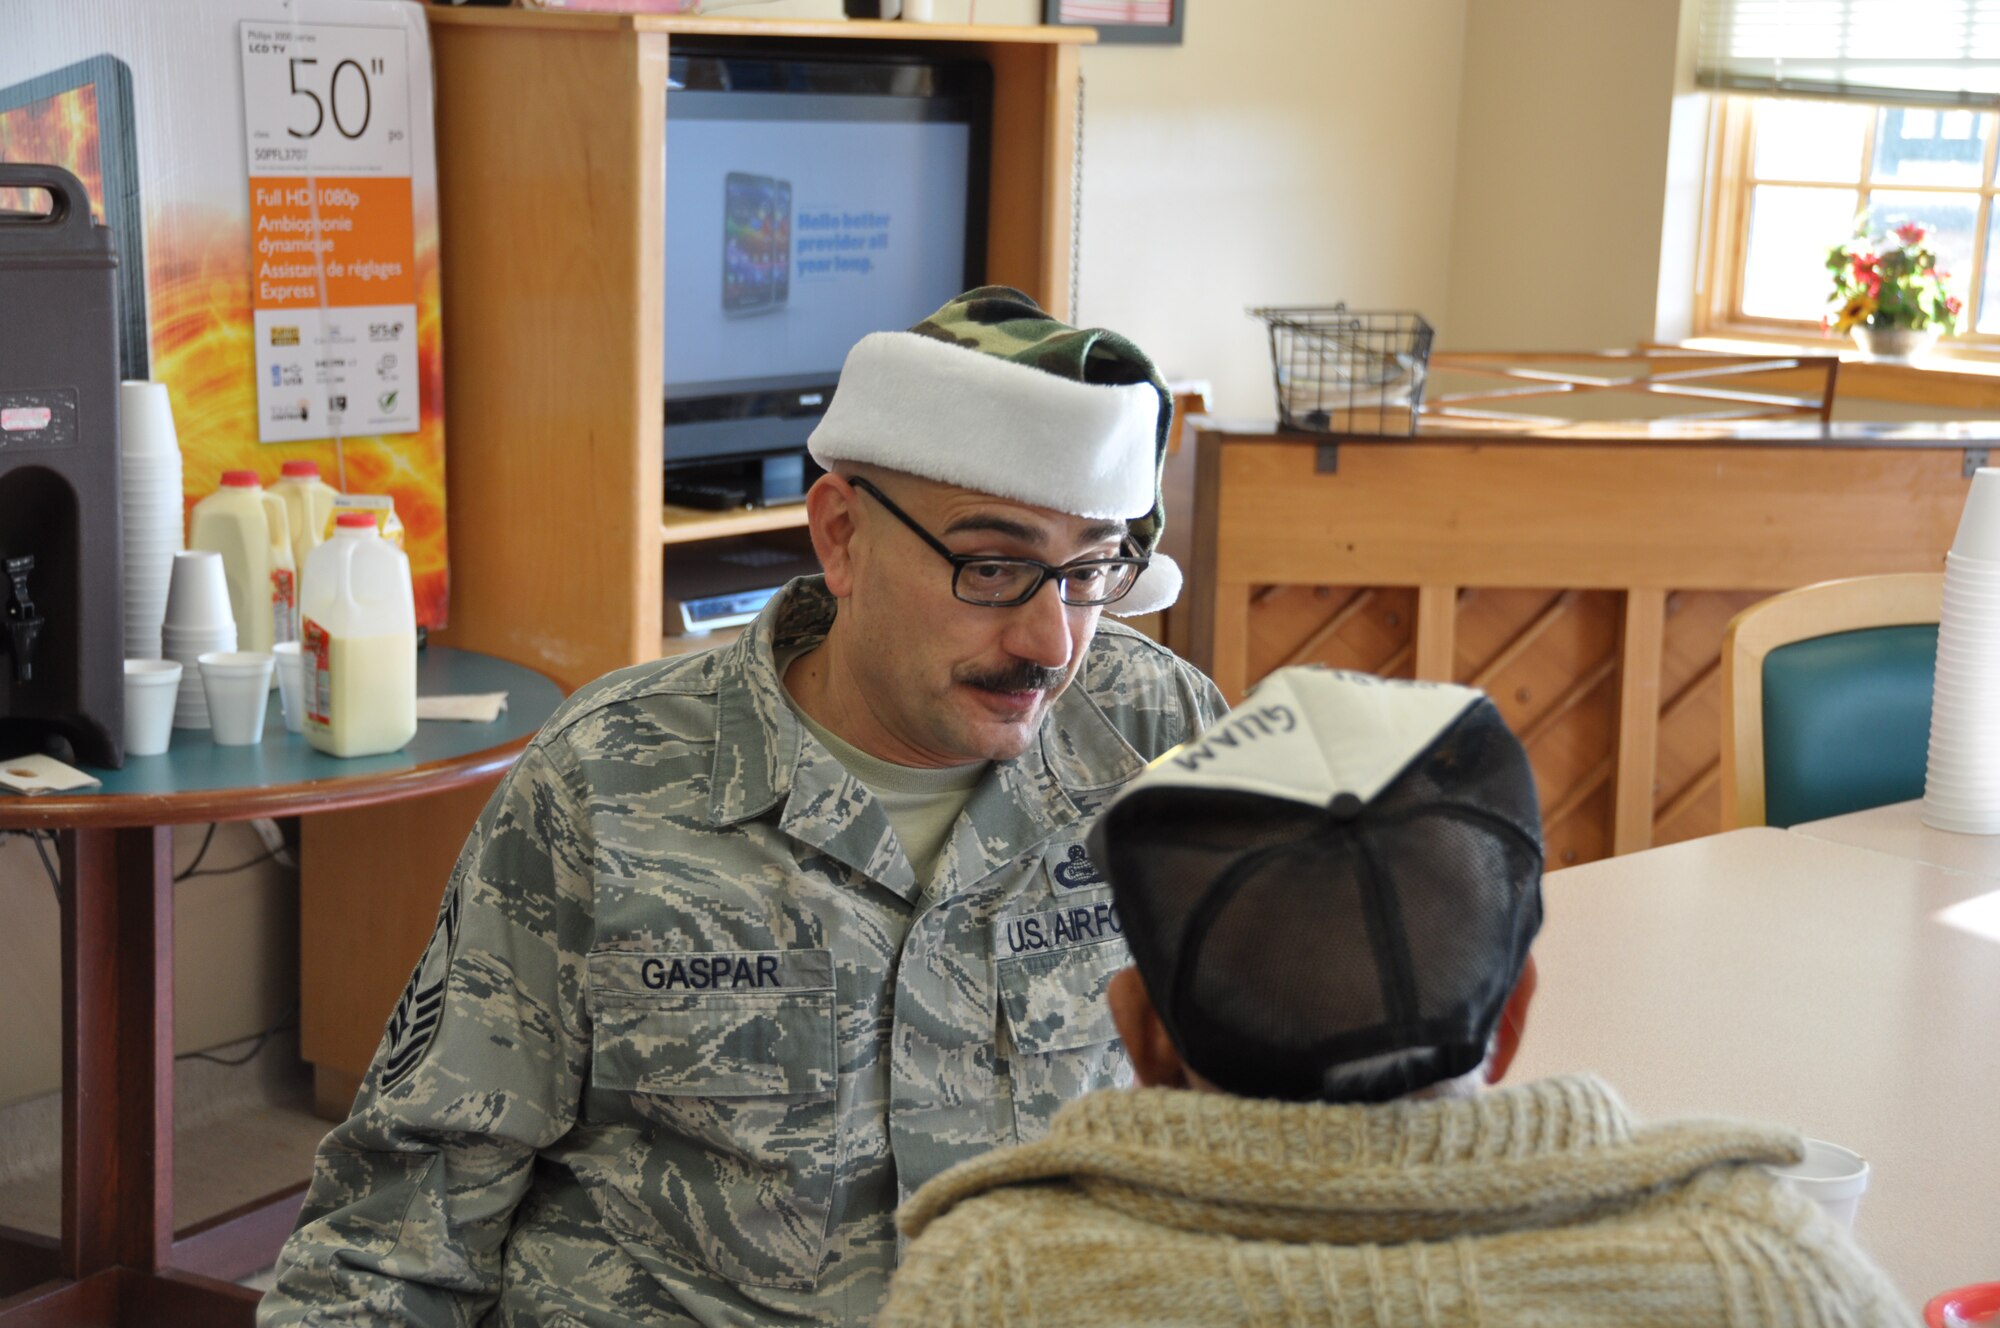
1760, 624, 1937, 828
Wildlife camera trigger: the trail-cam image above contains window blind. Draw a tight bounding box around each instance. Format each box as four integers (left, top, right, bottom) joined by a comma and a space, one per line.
1698, 0, 2000, 106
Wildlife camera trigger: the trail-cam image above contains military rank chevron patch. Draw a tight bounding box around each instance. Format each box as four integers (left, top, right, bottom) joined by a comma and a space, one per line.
381, 882, 462, 1091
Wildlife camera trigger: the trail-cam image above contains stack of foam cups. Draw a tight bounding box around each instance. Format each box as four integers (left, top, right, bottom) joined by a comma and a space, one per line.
163, 550, 237, 730
119, 381, 186, 660
1924, 466, 2000, 833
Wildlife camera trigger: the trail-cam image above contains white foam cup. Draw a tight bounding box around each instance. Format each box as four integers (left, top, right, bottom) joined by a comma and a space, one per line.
1941, 587, 2000, 614
1934, 650, 2000, 673
122, 660, 182, 757
1946, 547, 2000, 577
1923, 752, 2000, 783
1931, 667, 2000, 698
164, 551, 234, 632
1920, 767, 2000, 795
197, 652, 274, 746
1771, 1138, 1869, 1229
1944, 549, 2000, 573
119, 381, 181, 458
1922, 805, 2000, 834
272, 642, 308, 734
1935, 645, 2000, 669
164, 630, 236, 656
1920, 780, 2000, 808
1952, 471, 2000, 561
1937, 592, 2000, 617
1925, 736, 2000, 759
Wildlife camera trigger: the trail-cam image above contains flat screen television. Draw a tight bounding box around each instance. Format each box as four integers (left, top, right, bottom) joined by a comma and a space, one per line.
663, 49, 990, 503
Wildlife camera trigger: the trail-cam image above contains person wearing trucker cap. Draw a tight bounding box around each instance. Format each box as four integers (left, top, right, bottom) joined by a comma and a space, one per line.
882, 667, 1911, 1328
260, 288, 1223, 1326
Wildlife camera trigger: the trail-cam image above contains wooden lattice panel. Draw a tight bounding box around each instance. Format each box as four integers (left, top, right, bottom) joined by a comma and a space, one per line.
1654, 590, 1770, 846
1236, 584, 1767, 869
1246, 586, 1416, 680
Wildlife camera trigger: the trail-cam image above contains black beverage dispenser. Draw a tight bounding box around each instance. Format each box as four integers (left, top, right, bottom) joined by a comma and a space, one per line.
0, 163, 125, 767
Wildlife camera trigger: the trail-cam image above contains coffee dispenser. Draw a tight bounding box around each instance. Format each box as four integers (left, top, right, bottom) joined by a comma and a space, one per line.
0, 163, 125, 767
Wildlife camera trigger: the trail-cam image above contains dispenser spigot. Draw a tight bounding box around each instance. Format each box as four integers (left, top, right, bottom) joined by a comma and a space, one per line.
3, 554, 42, 684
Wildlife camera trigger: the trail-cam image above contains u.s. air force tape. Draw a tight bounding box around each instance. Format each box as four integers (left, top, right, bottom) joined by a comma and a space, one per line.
997, 899, 1124, 959
587, 947, 835, 996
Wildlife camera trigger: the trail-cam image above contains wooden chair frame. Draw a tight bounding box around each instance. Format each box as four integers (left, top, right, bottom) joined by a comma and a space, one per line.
1719, 572, 1943, 830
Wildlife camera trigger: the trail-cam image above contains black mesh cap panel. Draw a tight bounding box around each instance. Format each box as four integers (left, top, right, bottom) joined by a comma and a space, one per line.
1089, 695, 1543, 1103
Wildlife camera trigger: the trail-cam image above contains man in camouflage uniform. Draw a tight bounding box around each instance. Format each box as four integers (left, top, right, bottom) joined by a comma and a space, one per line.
260, 287, 1225, 1326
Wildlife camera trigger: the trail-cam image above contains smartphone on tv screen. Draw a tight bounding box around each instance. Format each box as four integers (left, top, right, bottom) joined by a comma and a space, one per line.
722, 170, 791, 315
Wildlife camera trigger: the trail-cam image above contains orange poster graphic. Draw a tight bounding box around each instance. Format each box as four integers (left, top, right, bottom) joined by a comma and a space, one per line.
249, 175, 416, 309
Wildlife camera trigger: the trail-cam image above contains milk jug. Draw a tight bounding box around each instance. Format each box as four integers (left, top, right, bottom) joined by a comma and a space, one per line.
189, 470, 296, 655
300, 512, 417, 757
272, 459, 340, 576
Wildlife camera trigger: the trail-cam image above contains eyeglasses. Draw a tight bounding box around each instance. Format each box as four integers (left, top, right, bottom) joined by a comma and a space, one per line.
849, 476, 1148, 608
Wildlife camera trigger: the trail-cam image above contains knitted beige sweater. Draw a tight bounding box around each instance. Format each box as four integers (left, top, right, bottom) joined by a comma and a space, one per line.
882, 1075, 1916, 1327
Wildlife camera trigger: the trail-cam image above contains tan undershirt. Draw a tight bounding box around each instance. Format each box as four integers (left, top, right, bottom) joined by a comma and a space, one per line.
779, 646, 988, 882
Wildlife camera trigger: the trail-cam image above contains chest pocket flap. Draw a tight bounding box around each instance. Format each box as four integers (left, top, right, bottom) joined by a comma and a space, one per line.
588, 948, 835, 1098
995, 913, 1126, 1055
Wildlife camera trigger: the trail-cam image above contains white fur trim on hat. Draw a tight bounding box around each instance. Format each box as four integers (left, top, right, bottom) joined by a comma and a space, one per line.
1109, 552, 1181, 617
808, 331, 1160, 521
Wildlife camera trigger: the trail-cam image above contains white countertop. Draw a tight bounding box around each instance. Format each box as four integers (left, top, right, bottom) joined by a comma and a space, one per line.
1793, 798, 2000, 882
1511, 827, 2000, 1302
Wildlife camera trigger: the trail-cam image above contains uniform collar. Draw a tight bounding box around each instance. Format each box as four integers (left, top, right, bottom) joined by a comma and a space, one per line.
708, 578, 1148, 897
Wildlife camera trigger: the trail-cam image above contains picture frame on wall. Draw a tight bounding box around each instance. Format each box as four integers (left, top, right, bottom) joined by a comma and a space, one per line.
1042, 0, 1183, 44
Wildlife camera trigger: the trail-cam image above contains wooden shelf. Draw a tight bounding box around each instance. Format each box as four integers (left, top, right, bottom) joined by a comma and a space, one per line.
661, 502, 810, 545
427, 7, 1096, 44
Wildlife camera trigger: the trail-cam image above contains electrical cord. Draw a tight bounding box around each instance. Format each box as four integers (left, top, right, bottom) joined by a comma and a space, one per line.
173, 822, 218, 882
177, 847, 283, 881
29, 831, 57, 897
176, 1003, 299, 1067
1, 829, 62, 898
6, 829, 63, 898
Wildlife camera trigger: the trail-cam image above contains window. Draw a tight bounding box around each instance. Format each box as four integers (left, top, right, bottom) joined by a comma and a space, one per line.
1706, 97, 2000, 339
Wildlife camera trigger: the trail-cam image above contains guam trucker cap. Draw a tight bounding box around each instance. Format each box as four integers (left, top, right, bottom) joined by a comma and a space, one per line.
1085, 667, 1544, 1104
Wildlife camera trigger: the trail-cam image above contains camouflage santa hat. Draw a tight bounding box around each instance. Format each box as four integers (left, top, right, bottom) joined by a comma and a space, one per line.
807, 286, 1181, 616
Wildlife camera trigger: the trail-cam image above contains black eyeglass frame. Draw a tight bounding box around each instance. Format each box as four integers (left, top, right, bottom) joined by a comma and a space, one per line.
848, 476, 1149, 608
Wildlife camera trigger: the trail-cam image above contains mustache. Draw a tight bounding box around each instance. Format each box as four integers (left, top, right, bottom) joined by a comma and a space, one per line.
955, 659, 1069, 693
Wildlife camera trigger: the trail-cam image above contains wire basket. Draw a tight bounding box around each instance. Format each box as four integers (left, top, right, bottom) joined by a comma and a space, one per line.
1250, 305, 1434, 437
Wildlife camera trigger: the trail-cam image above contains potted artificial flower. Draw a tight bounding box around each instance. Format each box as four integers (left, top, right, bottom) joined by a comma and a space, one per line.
1825, 220, 1962, 358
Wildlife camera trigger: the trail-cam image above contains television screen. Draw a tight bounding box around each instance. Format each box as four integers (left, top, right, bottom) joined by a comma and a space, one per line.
664, 52, 988, 470
0, 55, 148, 379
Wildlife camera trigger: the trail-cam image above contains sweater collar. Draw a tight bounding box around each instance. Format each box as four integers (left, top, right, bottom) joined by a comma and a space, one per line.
897, 1075, 1804, 1246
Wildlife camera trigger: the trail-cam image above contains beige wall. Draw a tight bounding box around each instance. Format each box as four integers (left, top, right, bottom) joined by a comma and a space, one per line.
1442, 0, 1684, 351
1075, 0, 1470, 418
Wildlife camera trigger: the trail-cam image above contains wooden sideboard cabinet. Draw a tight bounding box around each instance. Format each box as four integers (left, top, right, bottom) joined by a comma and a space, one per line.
1184, 417, 1979, 875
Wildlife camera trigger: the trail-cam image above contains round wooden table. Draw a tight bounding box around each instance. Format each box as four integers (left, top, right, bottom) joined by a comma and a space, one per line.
0, 646, 563, 1328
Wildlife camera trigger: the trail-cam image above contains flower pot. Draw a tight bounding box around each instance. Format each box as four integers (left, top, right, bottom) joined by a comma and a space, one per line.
1851, 324, 1941, 360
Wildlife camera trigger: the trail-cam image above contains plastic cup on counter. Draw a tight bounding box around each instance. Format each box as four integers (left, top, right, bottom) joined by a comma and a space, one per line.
164, 550, 234, 631
1950, 470, 2000, 562
122, 659, 183, 757
197, 651, 274, 746
120, 380, 180, 459
1769, 1138, 1870, 1229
